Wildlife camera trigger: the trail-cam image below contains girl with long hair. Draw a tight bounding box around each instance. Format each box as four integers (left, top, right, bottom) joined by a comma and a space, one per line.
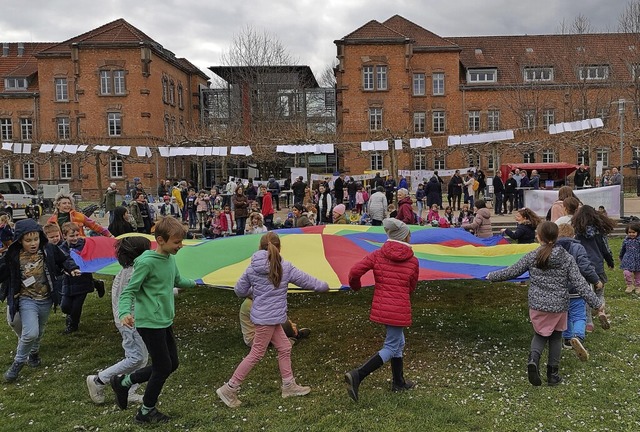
108, 206, 136, 237
216, 232, 329, 408
487, 221, 604, 387
501, 207, 541, 244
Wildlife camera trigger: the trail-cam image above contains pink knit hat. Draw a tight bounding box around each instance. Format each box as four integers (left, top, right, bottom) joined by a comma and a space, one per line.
333, 204, 346, 215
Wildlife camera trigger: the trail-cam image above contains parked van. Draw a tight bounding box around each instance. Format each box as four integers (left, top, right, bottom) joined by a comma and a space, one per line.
0, 179, 38, 220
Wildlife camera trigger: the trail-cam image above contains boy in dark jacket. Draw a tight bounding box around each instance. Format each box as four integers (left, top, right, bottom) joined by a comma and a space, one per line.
1, 219, 80, 382
59, 222, 98, 334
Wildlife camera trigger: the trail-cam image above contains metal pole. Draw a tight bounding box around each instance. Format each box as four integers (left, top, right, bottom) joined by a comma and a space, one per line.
619, 98, 625, 218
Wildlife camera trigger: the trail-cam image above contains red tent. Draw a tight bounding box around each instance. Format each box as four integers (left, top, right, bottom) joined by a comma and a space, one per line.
499, 163, 583, 184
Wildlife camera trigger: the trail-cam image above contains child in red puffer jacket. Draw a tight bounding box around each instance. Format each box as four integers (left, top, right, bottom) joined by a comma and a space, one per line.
345, 218, 419, 402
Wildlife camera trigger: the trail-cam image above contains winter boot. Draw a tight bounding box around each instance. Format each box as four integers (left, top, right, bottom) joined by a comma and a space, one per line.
63, 316, 77, 334
344, 354, 383, 402
625, 284, 635, 294
527, 352, 542, 386
216, 382, 242, 408
390, 357, 415, 392
4, 361, 25, 382
546, 365, 562, 386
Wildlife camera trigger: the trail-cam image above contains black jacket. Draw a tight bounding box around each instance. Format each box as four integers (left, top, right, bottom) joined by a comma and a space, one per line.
492, 176, 505, 194
0, 219, 79, 320
504, 223, 536, 244
60, 239, 95, 296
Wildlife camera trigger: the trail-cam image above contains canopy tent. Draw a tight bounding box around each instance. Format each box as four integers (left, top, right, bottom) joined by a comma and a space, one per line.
499, 162, 583, 185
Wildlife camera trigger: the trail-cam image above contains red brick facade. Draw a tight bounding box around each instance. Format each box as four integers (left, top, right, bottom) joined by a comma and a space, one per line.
335, 15, 640, 186
0, 19, 208, 199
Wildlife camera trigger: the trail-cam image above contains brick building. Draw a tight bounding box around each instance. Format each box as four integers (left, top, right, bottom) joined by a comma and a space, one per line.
335, 15, 640, 186
0, 19, 209, 200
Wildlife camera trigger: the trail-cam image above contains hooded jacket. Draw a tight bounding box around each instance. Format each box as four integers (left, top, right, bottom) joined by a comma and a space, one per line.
117, 249, 195, 328
0, 219, 79, 320
234, 249, 329, 325
487, 246, 602, 313
462, 207, 493, 238
348, 240, 419, 327
556, 237, 600, 297
575, 225, 614, 278
60, 238, 95, 296
368, 191, 387, 222
396, 196, 415, 225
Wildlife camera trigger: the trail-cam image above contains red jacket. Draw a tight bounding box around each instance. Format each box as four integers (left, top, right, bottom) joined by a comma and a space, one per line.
396, 196, 415, 225
348, 240, 419, 327
261, 192, 274, 217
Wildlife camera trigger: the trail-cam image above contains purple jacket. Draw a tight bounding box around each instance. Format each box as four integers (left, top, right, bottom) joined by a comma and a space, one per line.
235, 249, 329, 325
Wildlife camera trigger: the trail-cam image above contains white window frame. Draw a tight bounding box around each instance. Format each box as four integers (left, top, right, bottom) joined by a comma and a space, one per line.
542, 149, 556, 163
108, 112, 122, 136
100, 71, 112, 95
2, 162, 12, 179
22, 161, 35, 180
577, 148, 589, 165
0, 118, 12, 140
524, 67, 554, 82
413, 112, 426, 133
169, 80, 175, 105
4, 77, 27, 90
468, 110, 480, 132
110, 156, 124, 178
432, 72, 445, 95
488, 110, 500, 131
579, 65, 609, 80
363, 66, 374, 90
432, 111, 445, 133
524, 109, 536, 130
596, 148, 610, 168
543, 108, 555, 130
369, 108, 382, 131
363, 65, 387, 91
376, 66, 387, 90
59, 159, 72, 180
434, 153, 445, 170
20, 118, 32, 141
523, 152, 535, 163
57, 117, 70, 140
468, 153, 480, 168
487, 154, 494, 170
370, 151, 383, 170
467, 69, 497, 83
113, 70, 126, 95
414, 150, 427, 170
55, 78, 68, 101
101, 70, 126, 95
413, 73, 425, 96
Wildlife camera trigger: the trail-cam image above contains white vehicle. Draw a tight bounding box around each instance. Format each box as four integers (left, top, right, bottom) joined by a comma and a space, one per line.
0, 179, 38, 220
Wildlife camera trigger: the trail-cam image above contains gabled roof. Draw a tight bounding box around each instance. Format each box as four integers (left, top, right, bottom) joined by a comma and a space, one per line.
383, 15, 458, 50
0, 43, 56, 92
337, 20, 407, 43
448, 33, 640, 85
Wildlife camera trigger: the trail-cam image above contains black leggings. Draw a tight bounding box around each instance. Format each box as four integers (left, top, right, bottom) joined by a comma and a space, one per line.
131, 326, 179, 408
530, 330, 562, 366
60, 294, 87, 327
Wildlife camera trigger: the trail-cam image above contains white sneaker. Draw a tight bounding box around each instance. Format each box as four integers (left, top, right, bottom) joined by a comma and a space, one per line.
86, 375, 106, 404
127, 391, 144, 404
216, 382, 242, 408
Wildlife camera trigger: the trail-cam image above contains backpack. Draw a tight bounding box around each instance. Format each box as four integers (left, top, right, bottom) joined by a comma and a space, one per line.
472, 180, 480, 191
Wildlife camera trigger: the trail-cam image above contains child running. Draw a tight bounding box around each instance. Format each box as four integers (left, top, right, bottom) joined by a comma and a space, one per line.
216, 231, 329, 408
345, 218, 419, 401
1, 219, 80, 382
111, 216, 202, 424
620, 222, 640, 294
487, 221, 604, 386
86, 236, 151, 405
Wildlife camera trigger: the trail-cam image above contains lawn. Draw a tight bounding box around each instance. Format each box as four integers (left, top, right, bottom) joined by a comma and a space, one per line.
1, 238, 639, 431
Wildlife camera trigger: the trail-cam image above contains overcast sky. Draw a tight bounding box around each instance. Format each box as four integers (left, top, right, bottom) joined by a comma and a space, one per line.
2, 0, 633, 82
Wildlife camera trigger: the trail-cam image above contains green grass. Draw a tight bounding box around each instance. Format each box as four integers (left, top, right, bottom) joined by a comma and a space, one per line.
1, 238, 640, 431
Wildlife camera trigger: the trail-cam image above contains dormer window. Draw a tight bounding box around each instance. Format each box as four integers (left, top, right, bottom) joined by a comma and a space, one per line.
467, 68, 497, 83
578, 65, 609, 80
4, 77, 28, 90
524, 67, 554, 82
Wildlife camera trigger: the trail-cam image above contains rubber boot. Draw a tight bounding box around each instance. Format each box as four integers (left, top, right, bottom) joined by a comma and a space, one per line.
344, 354, 384, 402
390, 357, 415, 392
546, 365, 562, 386
63, 316, 77, 334
527, 352, 542, 386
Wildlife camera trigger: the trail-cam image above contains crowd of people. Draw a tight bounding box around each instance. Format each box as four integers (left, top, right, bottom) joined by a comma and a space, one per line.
0, 165, 634, 423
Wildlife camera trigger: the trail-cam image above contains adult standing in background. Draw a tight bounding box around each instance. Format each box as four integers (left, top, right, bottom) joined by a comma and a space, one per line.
103, 183, 118, 224
610, 167, 622, 186
512, 168, 522, 209
291, 176, 307, 206
433, 171, 444, 208
346, 177, 358, 210
268, 176, 281, 211
384, 175, 397, 206
450, 170, 463, 211
476, 169, 486, 200
395, 188, 415, 225
316, 184, 333, 225
492, 172, 505, 215
368, 186, 388, 226
530, 170, 540, 190
425, 175, 442, 210
371, 172, 385, 191
233, 186, 249, 236
398, 175, 408, 191
573, 164, 591, 189
503, 172, 517, 215
334, 174, 345, 206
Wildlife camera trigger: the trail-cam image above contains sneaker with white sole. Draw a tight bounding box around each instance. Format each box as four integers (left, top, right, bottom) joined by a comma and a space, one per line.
598, 313, 611, 330
281, 379, 311, 398
562, 339, 572, 350
570, 337, 589, 362
87, 375, 106, 404
216, 382, 242, 408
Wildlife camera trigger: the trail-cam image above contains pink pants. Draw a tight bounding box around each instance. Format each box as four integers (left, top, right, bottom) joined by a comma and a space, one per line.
229, 324, 293, 386
623, 270, 640, 286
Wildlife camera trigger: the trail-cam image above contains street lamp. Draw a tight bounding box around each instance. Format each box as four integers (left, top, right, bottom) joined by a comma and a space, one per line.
619, 98, 625, 218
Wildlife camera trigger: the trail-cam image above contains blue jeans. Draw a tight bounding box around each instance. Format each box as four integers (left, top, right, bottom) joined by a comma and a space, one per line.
15, 297, 52, 363
563, 298, 586, 341
378, 325, 405, 362
416, 200, 424, 219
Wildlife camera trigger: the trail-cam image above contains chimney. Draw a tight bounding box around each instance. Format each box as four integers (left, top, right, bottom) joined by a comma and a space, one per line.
17, 43, 24, 56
